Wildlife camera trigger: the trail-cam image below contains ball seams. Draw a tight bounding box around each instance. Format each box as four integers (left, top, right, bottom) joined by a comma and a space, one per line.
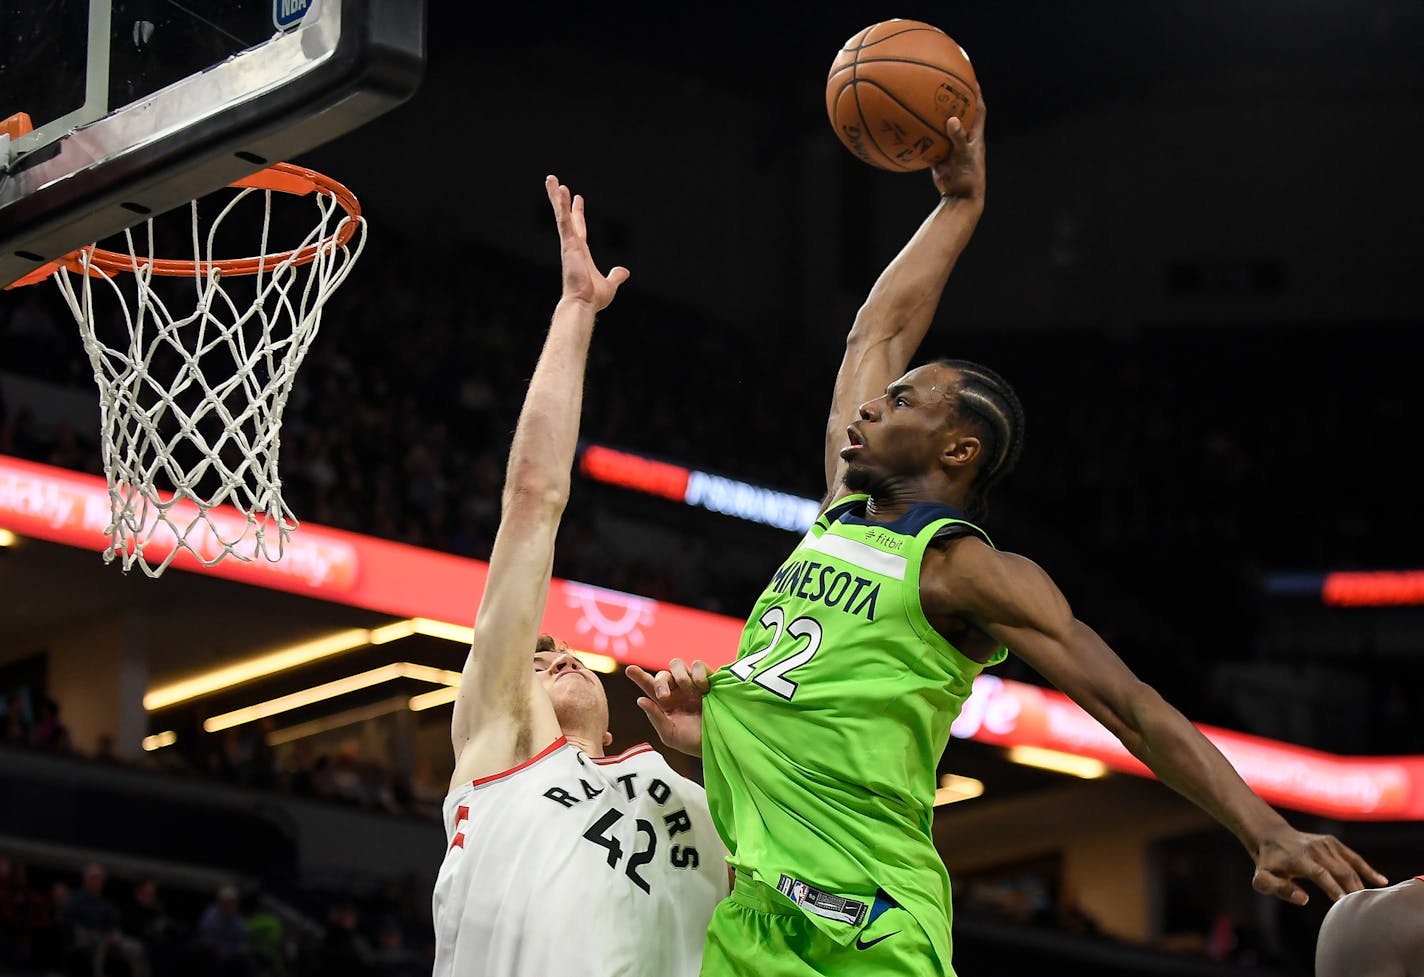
843, 24, 946, 53
854, 78, 953, 167
826, 57, 979, 97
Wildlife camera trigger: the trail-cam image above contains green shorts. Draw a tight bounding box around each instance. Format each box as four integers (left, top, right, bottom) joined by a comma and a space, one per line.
701, 875, 946, 976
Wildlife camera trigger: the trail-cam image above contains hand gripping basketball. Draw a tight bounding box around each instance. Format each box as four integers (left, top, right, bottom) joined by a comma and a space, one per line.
931, 98, 986, 203
546, 175, 630, 312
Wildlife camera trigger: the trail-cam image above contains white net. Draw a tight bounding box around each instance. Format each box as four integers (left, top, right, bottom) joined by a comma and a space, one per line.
49, 173, 366, 576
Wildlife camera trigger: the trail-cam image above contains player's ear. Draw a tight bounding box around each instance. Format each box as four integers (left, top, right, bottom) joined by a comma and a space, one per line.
602, 731, 613, 747
941, 434, 981, 471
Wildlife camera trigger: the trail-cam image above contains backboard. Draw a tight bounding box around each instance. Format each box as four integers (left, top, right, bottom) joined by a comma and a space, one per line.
0, 0, 424, 288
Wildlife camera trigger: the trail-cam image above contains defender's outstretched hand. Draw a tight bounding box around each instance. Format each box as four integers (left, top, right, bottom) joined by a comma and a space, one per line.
931, 96, 986, 203
627, 659, 710, 758
1251, 825, 1388, 906
546, 175, 629, 311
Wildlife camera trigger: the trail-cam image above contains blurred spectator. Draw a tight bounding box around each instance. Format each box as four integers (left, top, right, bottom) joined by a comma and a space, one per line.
123, 878, 181, 977
248, 718, 280, 790
327, 741, 364, 806
93, 733, 120, 764
311, 902, 372, 977
31, 696, 73, 752
2, 692, 29, 745
0, 856, 19, 966
244, 896, 288, 977
370, 923, 421, 977
47, 419, 85, 470
0, 859, 59, 973
60, 862, 150, 977
197, 884, 251, 977
281, 740, 319, 798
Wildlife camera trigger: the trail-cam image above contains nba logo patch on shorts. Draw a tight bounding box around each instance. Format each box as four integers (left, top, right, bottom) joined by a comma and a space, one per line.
776, 874, 868, 927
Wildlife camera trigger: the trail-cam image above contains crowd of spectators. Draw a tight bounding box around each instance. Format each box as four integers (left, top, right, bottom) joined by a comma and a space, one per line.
188, 726, 444, 821
0, 856, 430, 977
2, 692, 73, 753
2, 687, 440, 820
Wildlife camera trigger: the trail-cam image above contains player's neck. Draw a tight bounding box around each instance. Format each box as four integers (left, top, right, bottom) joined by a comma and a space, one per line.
864, 476, 965, 522
564, 732, 606, 758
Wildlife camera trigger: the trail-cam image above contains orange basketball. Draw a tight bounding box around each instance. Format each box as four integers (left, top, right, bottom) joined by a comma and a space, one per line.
826, 19, 979, 172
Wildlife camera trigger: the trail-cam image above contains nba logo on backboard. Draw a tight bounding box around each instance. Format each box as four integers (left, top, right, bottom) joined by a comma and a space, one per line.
274, 0, 311, 31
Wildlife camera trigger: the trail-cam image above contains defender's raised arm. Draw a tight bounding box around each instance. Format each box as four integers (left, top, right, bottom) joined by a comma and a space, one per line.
448, 176, 629, 787
823, 102, 987, 502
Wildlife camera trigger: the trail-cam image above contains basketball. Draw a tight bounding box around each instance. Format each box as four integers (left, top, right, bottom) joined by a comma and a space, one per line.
825, 19, 979, 172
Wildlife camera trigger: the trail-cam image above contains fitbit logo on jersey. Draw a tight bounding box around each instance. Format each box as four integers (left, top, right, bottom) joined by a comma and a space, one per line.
769, 559, 880, 620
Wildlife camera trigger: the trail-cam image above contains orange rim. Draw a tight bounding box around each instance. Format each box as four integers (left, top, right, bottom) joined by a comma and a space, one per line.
6, 162, 361, 287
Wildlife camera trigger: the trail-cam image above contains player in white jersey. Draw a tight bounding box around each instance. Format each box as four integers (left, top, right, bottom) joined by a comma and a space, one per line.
1315, 876, 1424, 977
431, 176, 729, 977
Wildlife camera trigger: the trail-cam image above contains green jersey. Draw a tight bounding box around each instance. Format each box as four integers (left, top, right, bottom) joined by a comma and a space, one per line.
701, 494, 1006, 972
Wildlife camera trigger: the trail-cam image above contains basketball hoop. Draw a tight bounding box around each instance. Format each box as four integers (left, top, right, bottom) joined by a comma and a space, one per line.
8, 162, 366, 576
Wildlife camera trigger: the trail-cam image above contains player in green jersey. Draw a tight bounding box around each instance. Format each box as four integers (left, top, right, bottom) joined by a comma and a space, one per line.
629, 96, 1386, 976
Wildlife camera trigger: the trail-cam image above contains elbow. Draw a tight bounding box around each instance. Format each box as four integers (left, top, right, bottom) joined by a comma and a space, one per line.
1085, 679, 1162, 756
502, 471, 569, 515
847, 307, 909, 346
1115, 681, 1172, 754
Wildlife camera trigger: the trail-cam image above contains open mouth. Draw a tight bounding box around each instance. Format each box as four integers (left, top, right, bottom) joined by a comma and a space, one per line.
841, 426, 865, 458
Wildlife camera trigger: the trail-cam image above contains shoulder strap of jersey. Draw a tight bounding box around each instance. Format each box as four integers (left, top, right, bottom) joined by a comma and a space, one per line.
819, 493, 868, 527
931, 518, 994, 548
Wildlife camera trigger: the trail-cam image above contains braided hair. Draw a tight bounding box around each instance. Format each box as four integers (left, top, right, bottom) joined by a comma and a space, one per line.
934, 358, 1025, 519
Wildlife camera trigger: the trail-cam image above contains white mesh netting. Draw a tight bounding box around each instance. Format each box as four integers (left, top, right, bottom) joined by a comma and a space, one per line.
49, 177, 366, 576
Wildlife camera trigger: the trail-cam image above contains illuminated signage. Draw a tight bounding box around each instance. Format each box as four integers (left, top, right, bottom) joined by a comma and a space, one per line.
1265, 569, 1424, 608
579, 443, 820, 532
4, 453, 1423, 820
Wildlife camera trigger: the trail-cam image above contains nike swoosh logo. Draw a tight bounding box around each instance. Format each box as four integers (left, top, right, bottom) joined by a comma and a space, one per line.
854, 930, 900, 951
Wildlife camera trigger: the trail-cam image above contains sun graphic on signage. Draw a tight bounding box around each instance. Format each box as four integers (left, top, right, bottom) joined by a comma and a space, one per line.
564, 582, 658, 655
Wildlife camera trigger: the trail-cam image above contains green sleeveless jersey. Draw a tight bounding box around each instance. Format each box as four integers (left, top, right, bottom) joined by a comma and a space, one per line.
702, 493, 1006, 971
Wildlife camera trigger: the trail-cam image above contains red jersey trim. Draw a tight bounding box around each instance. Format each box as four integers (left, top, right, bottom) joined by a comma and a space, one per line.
470, 736, 569, 788
589, 743, 655, 765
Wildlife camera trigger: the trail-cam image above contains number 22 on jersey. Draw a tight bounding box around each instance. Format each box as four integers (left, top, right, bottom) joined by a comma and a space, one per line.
728, 606, 823, 700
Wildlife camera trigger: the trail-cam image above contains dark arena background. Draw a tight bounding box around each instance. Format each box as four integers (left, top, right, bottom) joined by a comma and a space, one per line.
2, 1, 1422, 975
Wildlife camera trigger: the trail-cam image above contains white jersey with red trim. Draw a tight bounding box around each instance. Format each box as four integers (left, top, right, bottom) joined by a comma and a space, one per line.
431, 737, 729, 977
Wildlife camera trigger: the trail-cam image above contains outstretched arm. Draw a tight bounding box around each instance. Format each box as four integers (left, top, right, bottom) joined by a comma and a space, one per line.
926, 537, 1388, 906
823, 102, 987, 503
448, 176, 629, 789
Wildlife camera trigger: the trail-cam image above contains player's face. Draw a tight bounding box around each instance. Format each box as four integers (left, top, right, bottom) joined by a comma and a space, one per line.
533, 646, 610, 735
842, 363, 960, 490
